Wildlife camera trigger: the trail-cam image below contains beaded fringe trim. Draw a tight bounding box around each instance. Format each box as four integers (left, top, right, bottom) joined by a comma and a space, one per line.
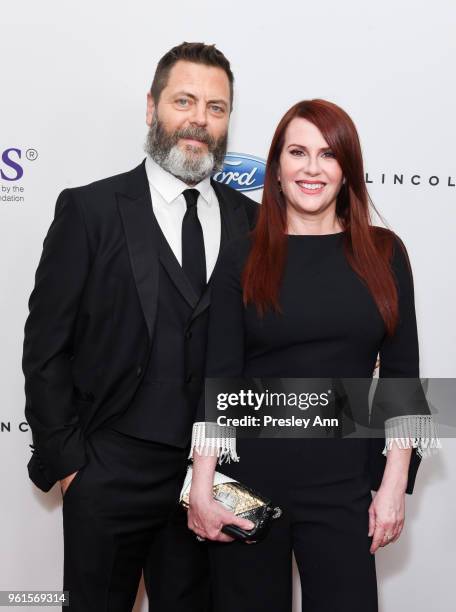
382, 414, 442, 458
188, 422, 239, 464
189, 417, 441, 462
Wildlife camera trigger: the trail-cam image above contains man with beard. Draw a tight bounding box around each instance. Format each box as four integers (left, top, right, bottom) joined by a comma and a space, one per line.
22, 42, 258, 611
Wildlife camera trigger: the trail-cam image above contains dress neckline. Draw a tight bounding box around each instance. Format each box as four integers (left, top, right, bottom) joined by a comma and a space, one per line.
286, 231, 345, 239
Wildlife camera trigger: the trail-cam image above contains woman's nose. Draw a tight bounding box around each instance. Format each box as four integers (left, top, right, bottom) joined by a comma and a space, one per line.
303, 155, 321, 176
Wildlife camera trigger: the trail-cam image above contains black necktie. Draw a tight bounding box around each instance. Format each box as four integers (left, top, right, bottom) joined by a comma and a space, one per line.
182, 188, 206, 296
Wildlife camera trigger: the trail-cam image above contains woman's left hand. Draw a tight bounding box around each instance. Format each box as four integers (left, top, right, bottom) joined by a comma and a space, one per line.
368, 483, 406, 553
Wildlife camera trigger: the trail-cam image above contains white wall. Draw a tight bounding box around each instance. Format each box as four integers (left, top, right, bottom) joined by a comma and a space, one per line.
1, 1, 455, 610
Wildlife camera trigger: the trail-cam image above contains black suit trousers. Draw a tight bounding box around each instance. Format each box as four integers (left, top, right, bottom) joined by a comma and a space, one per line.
62, 426, 210, 612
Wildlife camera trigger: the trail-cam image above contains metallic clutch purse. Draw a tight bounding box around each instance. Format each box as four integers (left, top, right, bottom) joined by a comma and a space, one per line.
179, 466, 282, 542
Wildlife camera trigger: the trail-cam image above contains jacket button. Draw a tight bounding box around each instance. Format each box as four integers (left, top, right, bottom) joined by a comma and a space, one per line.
136, 366, 143, 377
186, 330, 193, 339
186, 373, 193, 383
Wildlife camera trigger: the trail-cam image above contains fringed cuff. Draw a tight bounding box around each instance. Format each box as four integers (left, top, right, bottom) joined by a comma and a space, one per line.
382, 414, 442, 458
188, 422, 239, 464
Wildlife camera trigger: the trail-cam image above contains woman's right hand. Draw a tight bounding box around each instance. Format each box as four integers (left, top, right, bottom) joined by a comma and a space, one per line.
188, 489, 255, 542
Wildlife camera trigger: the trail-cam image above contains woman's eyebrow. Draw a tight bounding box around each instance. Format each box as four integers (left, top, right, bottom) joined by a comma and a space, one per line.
287, 144, 332, 152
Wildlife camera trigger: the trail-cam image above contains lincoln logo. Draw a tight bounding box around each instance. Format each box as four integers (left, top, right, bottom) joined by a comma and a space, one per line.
213, 153, 266, 192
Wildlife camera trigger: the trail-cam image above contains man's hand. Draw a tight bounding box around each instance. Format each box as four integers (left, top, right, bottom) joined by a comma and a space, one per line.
60, 471, 78, 497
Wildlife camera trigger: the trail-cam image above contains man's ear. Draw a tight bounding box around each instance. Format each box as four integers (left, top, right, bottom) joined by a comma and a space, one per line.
146, 92, 155, 127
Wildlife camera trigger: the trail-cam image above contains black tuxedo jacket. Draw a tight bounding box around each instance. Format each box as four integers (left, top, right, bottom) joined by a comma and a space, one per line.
22, 160, 259, 492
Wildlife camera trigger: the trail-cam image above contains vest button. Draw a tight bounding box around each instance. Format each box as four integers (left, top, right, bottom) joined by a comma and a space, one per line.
186, 330, 193, 339
136, 366, 143, 377
186, 373, 193, 383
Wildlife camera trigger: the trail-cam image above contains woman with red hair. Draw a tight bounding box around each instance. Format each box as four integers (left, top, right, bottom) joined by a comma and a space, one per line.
187, 99, 439, 611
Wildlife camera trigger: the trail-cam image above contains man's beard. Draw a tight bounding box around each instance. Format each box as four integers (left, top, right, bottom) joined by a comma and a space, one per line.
144, 114, 228, 184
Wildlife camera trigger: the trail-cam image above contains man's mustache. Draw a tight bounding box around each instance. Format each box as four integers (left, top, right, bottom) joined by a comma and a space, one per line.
174, 126, 215, 147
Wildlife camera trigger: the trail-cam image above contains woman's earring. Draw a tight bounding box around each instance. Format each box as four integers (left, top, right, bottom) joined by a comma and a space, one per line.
278, 179, 282, 192
342, 177, 346, 185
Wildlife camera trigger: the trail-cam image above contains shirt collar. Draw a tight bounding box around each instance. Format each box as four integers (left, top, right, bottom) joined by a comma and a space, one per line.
145, 155, 213, 206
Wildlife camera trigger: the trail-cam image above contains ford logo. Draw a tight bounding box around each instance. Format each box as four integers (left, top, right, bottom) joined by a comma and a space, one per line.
212, 153, 266, 192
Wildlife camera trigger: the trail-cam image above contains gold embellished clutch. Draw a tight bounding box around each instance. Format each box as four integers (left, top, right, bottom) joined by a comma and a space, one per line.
179, 466, 282, 541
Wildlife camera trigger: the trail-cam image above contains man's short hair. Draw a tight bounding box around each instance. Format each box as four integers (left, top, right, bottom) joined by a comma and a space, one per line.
150, 42, 234, 110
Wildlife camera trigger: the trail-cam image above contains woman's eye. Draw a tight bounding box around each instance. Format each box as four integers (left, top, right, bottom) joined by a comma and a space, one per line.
290, 149, 304, 156
322, 151, 336, 158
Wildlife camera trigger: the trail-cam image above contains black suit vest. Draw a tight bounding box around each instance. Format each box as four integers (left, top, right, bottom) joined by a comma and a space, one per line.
111, 204, 228, 448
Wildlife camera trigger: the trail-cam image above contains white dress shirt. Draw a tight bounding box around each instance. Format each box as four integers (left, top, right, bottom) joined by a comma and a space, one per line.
145, 155, 221, 281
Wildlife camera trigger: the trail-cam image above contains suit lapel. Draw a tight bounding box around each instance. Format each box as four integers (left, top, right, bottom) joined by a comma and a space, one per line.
189, 180, 250, 323
117, 185, 158, 341
213, 179, 250, 251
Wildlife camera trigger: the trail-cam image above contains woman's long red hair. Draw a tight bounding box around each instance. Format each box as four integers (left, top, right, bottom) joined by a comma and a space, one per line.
242, 99, 399, 336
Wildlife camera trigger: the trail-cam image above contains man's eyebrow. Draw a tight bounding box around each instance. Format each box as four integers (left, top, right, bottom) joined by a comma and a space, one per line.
207, 99, 228, 107
173, 91, 197, 100
172, 91, 228, 107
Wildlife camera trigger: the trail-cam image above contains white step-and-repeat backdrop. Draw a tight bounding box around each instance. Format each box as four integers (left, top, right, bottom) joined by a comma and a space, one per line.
1, 1, 455, 610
